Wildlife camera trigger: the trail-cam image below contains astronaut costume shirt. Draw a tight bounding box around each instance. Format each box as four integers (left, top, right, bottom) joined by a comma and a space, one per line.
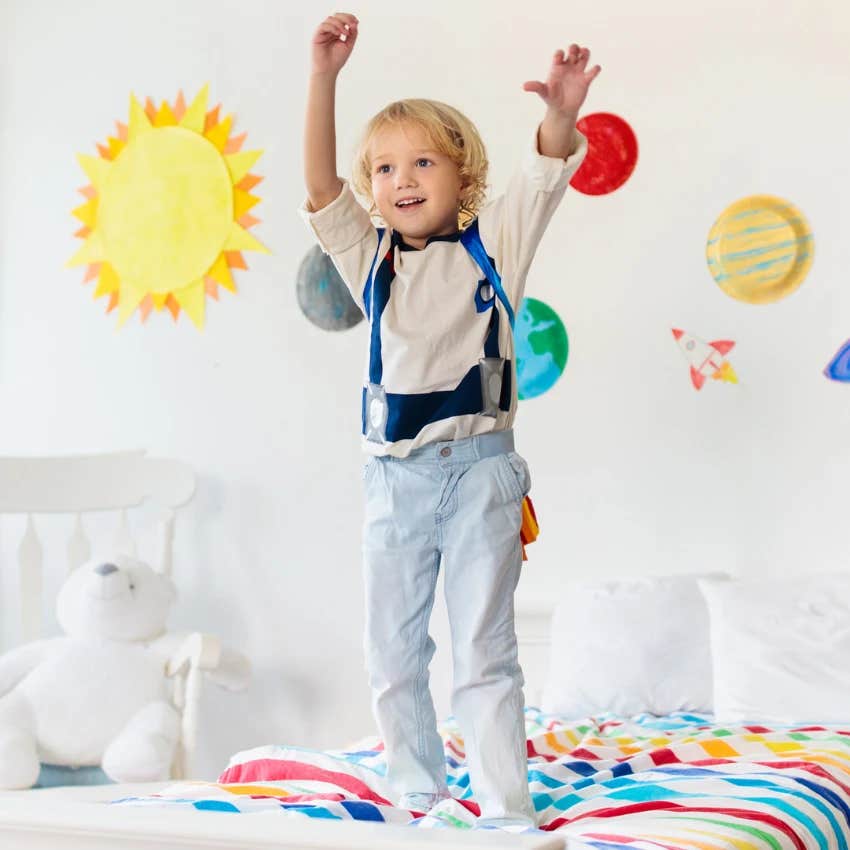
299, 126, 588, 458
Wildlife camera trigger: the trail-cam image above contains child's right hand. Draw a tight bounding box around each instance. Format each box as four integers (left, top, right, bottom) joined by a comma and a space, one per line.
311, 13, 359, 76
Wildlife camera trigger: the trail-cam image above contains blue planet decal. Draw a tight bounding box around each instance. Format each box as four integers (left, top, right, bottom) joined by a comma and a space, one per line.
515, 297, 569, 400
297, 245, 364, 331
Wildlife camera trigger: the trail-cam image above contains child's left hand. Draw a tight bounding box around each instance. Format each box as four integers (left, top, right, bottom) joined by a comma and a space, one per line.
523, 44, 601, 117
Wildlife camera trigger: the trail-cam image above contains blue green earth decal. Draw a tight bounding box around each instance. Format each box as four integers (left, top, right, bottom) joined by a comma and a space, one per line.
515, 297, 569, 400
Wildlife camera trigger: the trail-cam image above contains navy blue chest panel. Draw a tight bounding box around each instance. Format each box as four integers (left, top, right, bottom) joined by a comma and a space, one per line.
361, 221, 515, 444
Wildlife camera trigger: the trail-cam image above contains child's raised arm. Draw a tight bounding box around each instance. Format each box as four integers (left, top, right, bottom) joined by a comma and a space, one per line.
304, 12, 359, 212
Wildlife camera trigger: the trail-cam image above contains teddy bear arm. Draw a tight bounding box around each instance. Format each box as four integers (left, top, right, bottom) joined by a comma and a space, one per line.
0, 638, 63, 697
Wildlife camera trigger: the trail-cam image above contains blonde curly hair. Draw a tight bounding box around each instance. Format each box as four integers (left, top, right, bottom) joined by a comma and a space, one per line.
351, 99, 488, 230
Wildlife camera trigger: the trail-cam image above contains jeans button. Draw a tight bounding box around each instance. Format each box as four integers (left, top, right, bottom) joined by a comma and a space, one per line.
440, 447, 451, 457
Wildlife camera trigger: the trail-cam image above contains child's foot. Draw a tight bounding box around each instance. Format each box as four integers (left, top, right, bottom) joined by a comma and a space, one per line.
472, 815, 541, 832
405, 795, 477, 829
399, 790, 451, 811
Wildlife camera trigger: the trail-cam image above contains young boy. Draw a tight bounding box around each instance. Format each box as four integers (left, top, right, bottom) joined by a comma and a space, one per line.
300, 12, 600, 830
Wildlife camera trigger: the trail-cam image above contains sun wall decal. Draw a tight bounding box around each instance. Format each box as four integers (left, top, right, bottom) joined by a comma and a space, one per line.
67, 85, 269, 328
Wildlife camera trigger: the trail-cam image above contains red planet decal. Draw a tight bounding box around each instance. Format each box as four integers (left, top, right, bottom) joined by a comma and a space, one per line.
570, 112, 638, 195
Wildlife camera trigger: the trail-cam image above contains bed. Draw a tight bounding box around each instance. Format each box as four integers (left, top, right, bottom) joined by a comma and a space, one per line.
0, 782, 564, 849
1, 709, 847, 850
0, 572, 847, 850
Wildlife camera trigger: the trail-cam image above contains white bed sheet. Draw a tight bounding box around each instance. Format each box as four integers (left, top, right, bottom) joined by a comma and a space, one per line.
0, 782, 565, 850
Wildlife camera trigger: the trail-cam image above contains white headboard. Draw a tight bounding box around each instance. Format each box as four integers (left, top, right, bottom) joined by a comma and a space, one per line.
0, 450, 195, 647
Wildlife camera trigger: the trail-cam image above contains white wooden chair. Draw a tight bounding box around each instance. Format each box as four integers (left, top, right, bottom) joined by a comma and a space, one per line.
0, 450, 226, 781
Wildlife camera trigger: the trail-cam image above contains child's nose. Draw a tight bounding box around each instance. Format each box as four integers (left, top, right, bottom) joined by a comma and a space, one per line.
394, 166, 418, 187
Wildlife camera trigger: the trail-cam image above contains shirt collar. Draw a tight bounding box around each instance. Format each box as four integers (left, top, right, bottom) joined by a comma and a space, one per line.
393, 229, 462, 251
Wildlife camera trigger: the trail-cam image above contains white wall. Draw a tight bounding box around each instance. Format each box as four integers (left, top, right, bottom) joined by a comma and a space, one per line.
1, 0, 849, 778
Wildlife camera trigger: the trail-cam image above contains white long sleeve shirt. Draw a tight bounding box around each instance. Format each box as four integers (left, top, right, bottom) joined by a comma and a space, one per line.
299, 125, 588, 457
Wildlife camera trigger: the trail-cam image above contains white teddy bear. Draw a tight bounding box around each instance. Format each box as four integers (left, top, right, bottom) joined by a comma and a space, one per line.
0, 554, 250, 789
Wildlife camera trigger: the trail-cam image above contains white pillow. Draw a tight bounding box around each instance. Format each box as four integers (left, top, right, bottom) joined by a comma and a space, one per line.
699, 572, 850, 725
541, 574, 719, 718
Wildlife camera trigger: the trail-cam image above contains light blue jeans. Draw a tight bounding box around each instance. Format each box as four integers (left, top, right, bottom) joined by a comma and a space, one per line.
361, 428, 536, 827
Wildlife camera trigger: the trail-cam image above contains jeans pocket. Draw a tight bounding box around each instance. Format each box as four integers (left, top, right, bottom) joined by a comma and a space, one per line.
362, 456, 379, 484
500, 451, 531, 501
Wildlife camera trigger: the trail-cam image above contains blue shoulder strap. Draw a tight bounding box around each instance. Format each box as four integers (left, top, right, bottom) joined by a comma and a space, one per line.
362, 227, 385, 321
460, 220, 515, 330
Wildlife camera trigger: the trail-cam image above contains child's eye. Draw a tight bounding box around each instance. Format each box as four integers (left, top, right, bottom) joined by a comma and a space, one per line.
416, 158, 432, 167
375, 164, 391, 174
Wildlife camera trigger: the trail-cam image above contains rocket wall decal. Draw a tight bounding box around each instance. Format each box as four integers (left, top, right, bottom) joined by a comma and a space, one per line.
672, 329, 738, 391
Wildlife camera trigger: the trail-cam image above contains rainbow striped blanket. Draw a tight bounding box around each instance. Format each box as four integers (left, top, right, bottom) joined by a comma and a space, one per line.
113, 709, 850, 847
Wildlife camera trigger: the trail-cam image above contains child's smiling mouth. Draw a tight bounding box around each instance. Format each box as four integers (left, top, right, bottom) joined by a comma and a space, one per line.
395, 197, 425, 210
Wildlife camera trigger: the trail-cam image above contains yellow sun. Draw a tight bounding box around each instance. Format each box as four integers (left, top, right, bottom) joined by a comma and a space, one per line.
67, 85, 269, 328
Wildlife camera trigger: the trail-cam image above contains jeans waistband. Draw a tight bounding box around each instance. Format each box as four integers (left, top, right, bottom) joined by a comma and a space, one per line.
398, 428, 515, 464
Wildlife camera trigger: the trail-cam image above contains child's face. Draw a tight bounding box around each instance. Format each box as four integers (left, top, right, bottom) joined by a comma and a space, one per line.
369, 122, 464, 250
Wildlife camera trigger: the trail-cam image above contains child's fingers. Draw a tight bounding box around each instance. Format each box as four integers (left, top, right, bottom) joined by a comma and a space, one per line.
331, 16, 358, 43
326, 12, 358, 42
316, 20, 344, 42
554, 44, 593, 70
333, 11, 359, 26
522, 80, 549, 98
318, 15, 355, 39
342, 20, 359, 45
315, 27, 353, 48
